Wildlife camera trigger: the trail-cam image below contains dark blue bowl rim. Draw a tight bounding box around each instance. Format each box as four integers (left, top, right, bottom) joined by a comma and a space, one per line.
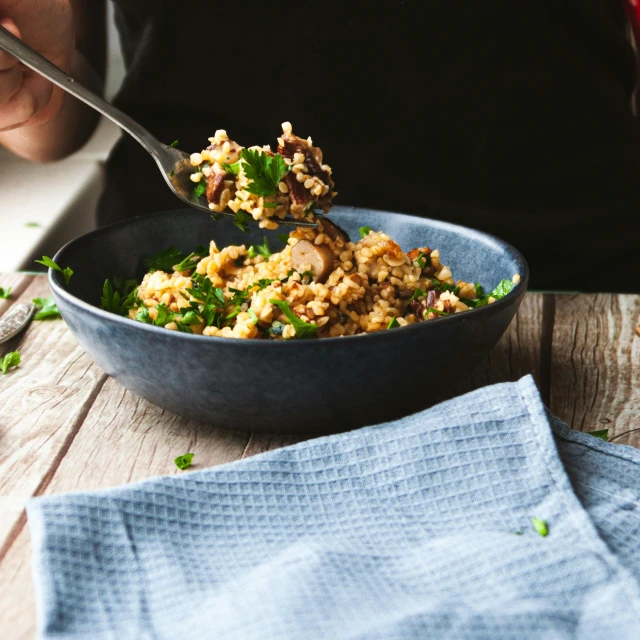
49, 206, 530, 348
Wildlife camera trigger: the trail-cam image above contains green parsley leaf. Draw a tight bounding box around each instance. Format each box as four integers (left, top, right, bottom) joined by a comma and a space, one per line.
475, 283, 484, 298
233, 210, 251, 234
135, 306, 152, 324
306, 200, 316, 212
193, 177, 207, 198
169, 140, 179, 148
112, 277, 138, 297
25, 222, 40, 227
408, 288, 427, 303
211, 212, 224, 221
195, 244, 208, 256
32, 296, 61, 320
1, 351, 20, 375
154, 303, 174, 327
34, 256, 73, 284
414, 252, 431, 270
263, 202, 278, 208
0, 286, 11, 299
387, 317, 400, 330
269, 299, 318, 339
248, 309, 259, 324
222, 160, 241, 175
240, 148, 289, 197
277, 234, 290, 244
299, 270, 313, 284
169, 170, 175, 177
427, 307, 449, 317
532, 517, 548, 537
180, 310, 201, 326
255, 237, 271, 259
174, 252, 200, 272
474, 279, 515, 308
174, 452, 194, 470
247, 246, 256, 259
268, 320, 286, 337
143, 247, 184, 273
359, 226, 372, 239
587, 429, 609, 441
100, 280, 140, 316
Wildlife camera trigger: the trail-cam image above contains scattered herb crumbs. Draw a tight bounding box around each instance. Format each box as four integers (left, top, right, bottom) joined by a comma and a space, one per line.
248, 309, 259, 324
247, 246, 256, 259
0, 286, 11, 300
359, 226, 372, 239
277, 234, 289, 244
513, 531, 523, 536
135, 307, 152, 324
269, 299, 318, 339
408, 288, 426, 303
222, 160, 241, 175
587, 429, 609, 441
169, 170, 175, 177
387, 317, 400, 330
532, 517, 548, 537
233, 210, 251, 233
211, 213, 224, 221
32, 296, 61, 320
475, 283, 484, 298
1, 351, 20, 375
240, 148, 290, 197
34, 256, 73, 284
25, 222, 40, 227
414, 252, 430, 270
169, 140, 179, 148
174, 453, 194, 470
263, 202, 278, 208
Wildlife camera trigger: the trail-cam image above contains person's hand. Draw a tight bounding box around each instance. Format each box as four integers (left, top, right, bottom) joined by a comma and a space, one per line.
0, 0, 75, 132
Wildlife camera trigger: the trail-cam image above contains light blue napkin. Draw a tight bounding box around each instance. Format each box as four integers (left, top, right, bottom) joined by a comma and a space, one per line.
27, 375, 640, 639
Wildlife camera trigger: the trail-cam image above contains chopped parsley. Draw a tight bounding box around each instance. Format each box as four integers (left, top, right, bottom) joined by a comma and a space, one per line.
185, 274, 226, 327
387, 317, 400, 330
532, 517, 548, 537
233, 210, 251, 233
254, 237, 271, 259
169, 140, 179, 148
32, 296, 61, 320
34, 256, 73, 284
269, 299, 318, 339
429, 279, 459, 295
25, 222, 40, 227
135, 306, 152, 324
299, 270, 313, 284
222, 160, 241, 175
473, 279, 515, 308
414, 252, 430, 270
240, 148, 290, 197
174, 252, 201, 272
154, 303, 174, 327
277, 234, 289, 244
587, 429, 609, 441
100, 280, 141, 316
427, 307, 448, 317
174, 453, 194, 470
475, 283, 484, 298
263, 202, 278, 208
268, 320, 286, 337
193, 178, 207, 198
248, 309, 259, 324
211, 212, 224, 221
169, 170, 175, 177
359, 226, 372, 239
144, 246, 184, 273
0, 286, 11, 299
408, 288, 427, 303
1, 351, 20, 375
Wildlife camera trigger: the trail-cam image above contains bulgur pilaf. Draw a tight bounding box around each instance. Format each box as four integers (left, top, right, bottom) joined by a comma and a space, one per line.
99, 124, 518, 339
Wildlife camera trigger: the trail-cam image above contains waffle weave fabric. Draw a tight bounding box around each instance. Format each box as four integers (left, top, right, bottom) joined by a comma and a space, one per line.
27, 375, 640, 639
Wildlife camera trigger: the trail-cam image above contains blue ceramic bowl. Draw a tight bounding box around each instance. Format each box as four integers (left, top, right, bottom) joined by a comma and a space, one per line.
50, 207, 528, 433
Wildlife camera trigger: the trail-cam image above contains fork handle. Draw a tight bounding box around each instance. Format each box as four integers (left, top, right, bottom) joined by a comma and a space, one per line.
0, 25, 163, 156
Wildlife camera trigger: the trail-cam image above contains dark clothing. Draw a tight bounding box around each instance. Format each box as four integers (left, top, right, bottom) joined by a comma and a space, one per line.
102, 0, 640, 292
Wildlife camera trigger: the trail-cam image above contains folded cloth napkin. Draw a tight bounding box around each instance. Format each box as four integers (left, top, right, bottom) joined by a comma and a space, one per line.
27, 375, 640, 640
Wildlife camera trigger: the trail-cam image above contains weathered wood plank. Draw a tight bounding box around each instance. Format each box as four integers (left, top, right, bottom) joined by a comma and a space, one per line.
0, 530, 34, 640
550, 294, 640, 446
0, 277, 107, 559
0, 273, 33, 316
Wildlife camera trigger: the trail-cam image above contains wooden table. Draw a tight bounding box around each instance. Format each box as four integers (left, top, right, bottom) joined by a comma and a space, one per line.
1, 273, 639, 639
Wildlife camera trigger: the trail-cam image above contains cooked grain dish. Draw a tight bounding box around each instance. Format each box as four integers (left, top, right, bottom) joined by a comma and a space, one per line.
101, 123, 518, 339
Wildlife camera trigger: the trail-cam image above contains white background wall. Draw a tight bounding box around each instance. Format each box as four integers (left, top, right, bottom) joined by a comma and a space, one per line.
0, 2, 125, 272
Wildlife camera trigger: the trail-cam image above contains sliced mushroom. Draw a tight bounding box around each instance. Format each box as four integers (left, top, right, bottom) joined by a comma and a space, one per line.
292, 240, 335, 283
319, 219, 350, 244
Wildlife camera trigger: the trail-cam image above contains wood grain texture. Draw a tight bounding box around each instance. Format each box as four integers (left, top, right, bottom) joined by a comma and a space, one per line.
550, 294, 640, 446
0, 277, 107, 559
0, 530, 34, 640
0, 274, 33, 316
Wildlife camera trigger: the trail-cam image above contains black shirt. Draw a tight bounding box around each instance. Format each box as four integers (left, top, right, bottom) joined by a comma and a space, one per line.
102, 0, 640, 291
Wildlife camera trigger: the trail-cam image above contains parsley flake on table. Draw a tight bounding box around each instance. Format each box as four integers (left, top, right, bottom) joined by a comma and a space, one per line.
143, 247, 184, 273
240, 148, 290, 197
269, 299, 318, 339
359, 226, 372, 239
174, 453, 194, 470
587, 429, 609, 441
32, 296, 61, 320
1, 351, 20, 375
0, 286, 11, 299
532, 517, 548, 537
25, 222, 41, 228
34, 256, 73, 284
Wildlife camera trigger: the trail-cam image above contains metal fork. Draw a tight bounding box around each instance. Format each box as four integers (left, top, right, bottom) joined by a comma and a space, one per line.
0, 26, 316, 228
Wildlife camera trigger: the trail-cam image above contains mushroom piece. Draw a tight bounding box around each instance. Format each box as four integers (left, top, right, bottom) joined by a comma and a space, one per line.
319, 219, 350, 244
291, 240, 335, 283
